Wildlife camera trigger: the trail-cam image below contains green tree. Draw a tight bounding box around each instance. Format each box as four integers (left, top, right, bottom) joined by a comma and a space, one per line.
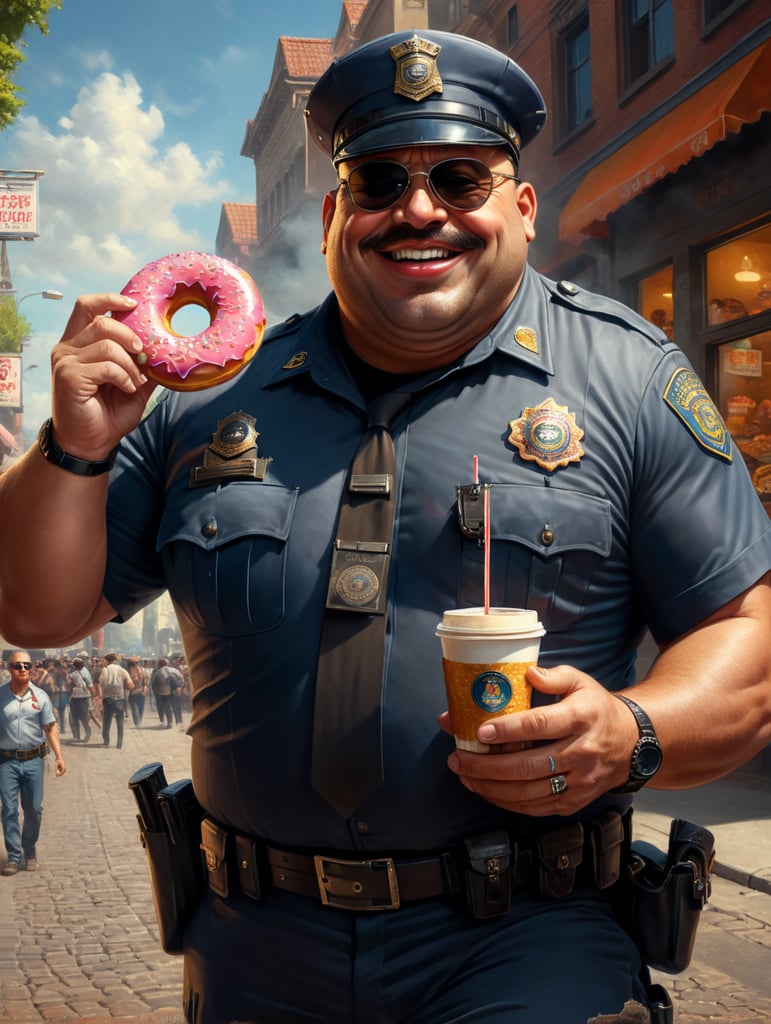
0, 295, 30, 351
0, 1, 62, 131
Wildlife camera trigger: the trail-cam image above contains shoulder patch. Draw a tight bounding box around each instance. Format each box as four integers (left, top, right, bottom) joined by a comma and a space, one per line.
663, 368, 732, 462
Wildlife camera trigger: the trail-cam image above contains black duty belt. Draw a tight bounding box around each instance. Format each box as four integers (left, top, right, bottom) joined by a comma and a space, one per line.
0, 742, 48, 762
200, 808, 631, 915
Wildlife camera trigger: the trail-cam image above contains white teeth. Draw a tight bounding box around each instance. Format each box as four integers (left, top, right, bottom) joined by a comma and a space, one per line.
390, 247, 451, 261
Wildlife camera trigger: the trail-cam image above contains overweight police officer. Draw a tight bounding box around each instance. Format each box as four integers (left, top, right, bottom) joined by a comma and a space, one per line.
1, 30, 770, 1024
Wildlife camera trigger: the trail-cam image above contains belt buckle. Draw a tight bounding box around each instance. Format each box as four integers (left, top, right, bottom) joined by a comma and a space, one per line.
314, 855, 400, 910
15, 749, 26, 760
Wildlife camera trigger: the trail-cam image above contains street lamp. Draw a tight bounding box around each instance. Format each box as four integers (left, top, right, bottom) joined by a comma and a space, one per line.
17, 289, 64, 311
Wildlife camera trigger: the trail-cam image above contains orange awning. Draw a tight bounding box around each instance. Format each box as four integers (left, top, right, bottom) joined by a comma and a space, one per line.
559, 40, 771, 241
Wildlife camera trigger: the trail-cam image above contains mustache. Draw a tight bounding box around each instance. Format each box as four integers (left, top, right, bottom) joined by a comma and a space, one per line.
360, 225, 485, 252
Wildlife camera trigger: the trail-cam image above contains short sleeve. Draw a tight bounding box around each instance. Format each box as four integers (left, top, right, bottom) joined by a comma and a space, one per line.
629, 349, 771, 642
102, 402, 171, 622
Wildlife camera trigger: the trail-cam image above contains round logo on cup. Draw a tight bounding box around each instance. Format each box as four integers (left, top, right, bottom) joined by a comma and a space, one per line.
471, 671, 512, 713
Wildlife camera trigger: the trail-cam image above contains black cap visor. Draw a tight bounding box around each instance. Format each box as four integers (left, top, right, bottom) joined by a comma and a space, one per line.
334, 108, 521, 166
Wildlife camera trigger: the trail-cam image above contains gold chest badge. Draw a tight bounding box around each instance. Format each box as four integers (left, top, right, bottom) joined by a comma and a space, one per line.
508, 398, 584, 471
189, 412, 273, 488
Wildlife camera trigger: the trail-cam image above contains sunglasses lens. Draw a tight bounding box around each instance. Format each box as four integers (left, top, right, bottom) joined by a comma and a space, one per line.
430, 160, 493, 210
346, 162, 409, 211
11, 662, 31, 670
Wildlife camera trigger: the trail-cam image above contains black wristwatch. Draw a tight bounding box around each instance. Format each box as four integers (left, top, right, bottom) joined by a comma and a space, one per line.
38, 418, 118, 477
611, 694, 663, 793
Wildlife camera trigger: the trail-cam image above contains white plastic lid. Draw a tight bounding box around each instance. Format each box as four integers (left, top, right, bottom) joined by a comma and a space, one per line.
435, 607, 545, 638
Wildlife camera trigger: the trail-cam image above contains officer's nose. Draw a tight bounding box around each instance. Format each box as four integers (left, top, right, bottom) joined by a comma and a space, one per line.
391, 172, 449, 227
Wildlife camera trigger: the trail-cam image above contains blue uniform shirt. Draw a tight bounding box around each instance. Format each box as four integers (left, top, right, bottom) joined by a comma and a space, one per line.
0, 682, 55, 750
103, 266, 771, 851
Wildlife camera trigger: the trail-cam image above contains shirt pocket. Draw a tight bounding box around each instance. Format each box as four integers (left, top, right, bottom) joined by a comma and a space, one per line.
156, 482, 298, 637
459, 483, 612, 632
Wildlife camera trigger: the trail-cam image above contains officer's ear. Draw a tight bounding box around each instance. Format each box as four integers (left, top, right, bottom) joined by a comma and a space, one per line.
515, 180, 537, 243
321, 191, 337, 255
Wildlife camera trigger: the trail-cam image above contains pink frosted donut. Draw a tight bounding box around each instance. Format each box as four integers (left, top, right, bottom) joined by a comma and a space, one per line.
114, 251, 266, 391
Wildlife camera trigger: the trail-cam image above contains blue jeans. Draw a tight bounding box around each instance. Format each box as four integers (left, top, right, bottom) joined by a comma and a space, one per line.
53, 692, 70, 733
0, 756, 45, 864
102, 698, 125, 747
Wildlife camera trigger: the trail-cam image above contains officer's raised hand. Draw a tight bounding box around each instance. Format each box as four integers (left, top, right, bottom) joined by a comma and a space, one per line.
49, 294, 156, 462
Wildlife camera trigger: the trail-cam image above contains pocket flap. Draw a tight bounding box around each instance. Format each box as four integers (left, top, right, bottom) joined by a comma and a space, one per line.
156, 482, 298, 552
491, 484, 611, 557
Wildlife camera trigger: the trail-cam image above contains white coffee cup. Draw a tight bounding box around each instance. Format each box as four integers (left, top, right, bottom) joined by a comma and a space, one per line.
436, 608, 545, 752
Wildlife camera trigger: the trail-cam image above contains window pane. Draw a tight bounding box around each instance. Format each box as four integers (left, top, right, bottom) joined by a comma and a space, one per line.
652, 0, 674, 63
638, 264, 674, 340
508, 5, 519, 45
631, 0, 648, 22
566, 20, 591, 130
628, 5, 651, 80
717, 331, 771, 514
705, 225, 771, 326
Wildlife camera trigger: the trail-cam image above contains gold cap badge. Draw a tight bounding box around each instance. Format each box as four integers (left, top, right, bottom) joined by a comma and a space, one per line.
390, 35, 443, 102
508, 398, 584, 471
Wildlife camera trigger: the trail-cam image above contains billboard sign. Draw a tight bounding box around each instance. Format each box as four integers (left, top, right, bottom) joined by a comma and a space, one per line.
0, 354, 22, 408
0, 170, 43, 240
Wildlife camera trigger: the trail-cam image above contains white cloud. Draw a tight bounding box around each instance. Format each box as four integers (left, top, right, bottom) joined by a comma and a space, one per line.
5, 70, 233, 294
80, 49, 113, 73
201, 45, 254, 81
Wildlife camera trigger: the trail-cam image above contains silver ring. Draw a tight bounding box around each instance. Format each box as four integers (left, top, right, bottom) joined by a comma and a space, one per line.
549, 774, 568, 796
548, 754, 556, 774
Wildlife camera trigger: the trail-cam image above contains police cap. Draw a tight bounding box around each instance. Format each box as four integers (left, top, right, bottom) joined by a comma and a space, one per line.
305, 30, 546, 168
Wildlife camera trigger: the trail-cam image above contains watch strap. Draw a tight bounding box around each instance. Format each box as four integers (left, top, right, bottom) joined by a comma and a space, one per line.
611, 693, 662, 793
38, 418, 118, 477
613, 693, 655, 738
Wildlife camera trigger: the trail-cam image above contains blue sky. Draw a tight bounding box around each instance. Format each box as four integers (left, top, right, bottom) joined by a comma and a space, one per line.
4, 0, 344, 436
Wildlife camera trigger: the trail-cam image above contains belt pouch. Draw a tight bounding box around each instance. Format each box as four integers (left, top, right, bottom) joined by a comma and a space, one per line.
535, 822, 584, 899
588, 810, 624, 889
462, 831, 512, 918
625, 818, 715, 974
234, 834, 262, 901
200, 818, 230, 899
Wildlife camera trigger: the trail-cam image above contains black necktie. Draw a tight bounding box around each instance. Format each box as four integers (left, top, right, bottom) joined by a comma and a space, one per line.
311, 392, 410, 817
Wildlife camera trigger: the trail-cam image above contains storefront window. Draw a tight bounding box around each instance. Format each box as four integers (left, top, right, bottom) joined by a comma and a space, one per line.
705, 224, 771, 326
717, 331, 771, 513
638, 264, 674, 338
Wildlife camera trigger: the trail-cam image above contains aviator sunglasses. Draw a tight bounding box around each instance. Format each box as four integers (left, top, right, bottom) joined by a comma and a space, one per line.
10, 661, 32, 670
338, 157, 520, 213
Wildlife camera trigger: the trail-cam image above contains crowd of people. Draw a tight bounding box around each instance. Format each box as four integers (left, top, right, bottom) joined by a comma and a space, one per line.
0, 650, 190, 746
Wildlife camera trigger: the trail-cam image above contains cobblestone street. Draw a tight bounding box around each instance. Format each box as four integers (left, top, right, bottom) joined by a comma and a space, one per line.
1, 714, 770, 1022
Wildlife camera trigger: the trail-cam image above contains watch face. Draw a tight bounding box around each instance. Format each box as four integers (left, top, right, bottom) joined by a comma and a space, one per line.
634, 740, 663, 778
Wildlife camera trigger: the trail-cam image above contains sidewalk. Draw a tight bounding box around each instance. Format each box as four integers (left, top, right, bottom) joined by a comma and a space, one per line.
634, 770, 771, 894
632, 631, 771, 895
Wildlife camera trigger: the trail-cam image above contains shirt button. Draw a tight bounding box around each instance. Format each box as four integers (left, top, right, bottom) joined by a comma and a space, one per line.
540, 527, 554, 547
201, 519, 218, 539
356, 820, 369, 834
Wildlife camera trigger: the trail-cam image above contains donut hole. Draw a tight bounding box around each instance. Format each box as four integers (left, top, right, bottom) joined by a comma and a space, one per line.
165, 283, 214, 338
170, 303, 212, 338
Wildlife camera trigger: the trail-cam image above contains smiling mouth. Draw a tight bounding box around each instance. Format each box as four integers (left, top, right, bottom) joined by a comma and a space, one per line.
385, 247, 457, 262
